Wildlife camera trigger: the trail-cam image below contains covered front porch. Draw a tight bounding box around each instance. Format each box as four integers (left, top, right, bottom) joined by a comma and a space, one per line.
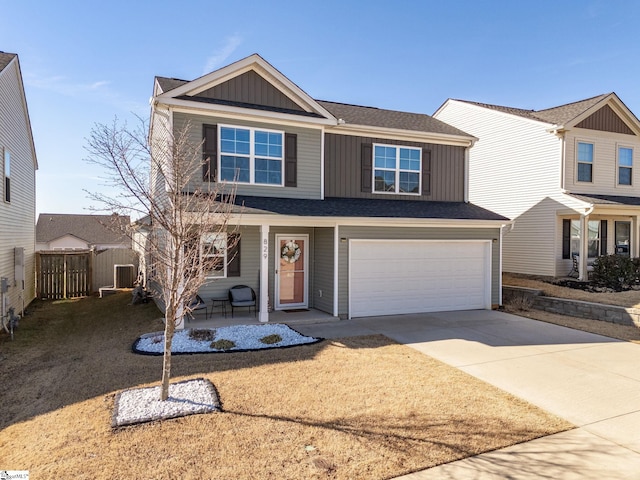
560, 194, 640, 280
185, 306, 338, 329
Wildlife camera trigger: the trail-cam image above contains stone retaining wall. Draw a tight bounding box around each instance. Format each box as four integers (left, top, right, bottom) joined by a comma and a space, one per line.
503, 286, 640, 328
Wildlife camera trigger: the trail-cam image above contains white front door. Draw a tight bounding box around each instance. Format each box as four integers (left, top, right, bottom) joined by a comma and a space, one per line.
275, 235, 309, 309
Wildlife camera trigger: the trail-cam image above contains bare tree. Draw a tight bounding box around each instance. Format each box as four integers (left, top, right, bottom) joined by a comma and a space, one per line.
85, 116, 237, 400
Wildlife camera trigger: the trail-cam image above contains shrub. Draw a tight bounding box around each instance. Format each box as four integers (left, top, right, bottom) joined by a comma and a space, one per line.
591, 255, 637, 291
504, 294, 533, 312
210, 339, 236, 350
259, 334, 282, 345
188, 328, 216, 342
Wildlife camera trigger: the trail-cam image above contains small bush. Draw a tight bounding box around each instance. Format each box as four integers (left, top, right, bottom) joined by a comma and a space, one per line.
151, 335, 164, 344
591, 255, 637, 291
259, 334, 282, 345
189, 328, 216, 342
504, 294, 533, 312
210, 339, 236, 350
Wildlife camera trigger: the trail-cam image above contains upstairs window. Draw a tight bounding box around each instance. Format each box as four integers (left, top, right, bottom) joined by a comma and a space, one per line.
577, 142, 593, 182
373, 144, 421, 194
618, 146, 633, 186
219, 125, 283, 186
3, 148, 9, 203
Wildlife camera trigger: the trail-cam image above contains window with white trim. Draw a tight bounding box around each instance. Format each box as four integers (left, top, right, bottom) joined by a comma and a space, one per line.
219, 125, 283, 185
201, 233, 227, 278
618, 146, 633, 186
373, 144, 421, 194
577, 141, 593, 182
3, 148, 10, 203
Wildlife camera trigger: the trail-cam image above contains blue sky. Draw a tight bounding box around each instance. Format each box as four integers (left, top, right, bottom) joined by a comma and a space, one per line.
2, 0, 639, 216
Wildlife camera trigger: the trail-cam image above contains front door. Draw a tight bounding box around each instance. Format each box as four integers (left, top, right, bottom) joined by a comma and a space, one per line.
275, 235, 308, 309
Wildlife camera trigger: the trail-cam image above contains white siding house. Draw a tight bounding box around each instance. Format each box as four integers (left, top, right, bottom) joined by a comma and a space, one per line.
0, 52, 37, 316
434, 93, 640, 279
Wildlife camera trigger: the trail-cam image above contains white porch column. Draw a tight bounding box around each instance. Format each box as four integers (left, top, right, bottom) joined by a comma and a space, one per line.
259, 224, 270, 323
634, 216, 640, 258
579, 213, 589, 281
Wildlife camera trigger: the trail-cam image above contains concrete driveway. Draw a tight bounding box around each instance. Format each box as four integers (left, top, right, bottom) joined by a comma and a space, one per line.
295, 310, 640, 479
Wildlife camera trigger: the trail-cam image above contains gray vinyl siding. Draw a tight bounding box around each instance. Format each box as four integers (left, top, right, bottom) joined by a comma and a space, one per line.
197, 225, 261, 300
312, 227, 334, 314
0, 59, 36, 313
173, 112, 322, 199
336, 226, 501, 317
324, 133, 465, 201
196, 70, 305, 112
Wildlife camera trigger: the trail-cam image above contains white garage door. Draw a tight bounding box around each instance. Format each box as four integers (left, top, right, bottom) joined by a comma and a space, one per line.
349, 240, 491, 318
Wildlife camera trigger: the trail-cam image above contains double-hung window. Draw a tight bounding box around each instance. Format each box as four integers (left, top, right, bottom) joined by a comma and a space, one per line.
577, 142, 594, 182
201, 233, 227, 278
219, 125, 283, 186
3, 148, 9, 203
618, 146, 633, 186
373, 144, 421, 194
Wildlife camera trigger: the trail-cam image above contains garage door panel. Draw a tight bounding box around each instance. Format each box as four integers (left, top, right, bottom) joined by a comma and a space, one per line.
350, 240, 490, 318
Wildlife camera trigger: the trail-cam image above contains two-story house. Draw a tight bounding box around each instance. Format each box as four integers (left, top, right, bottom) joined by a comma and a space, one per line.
149, 54, 508, 323
0, 52, 37, 318
434, 93, 640, 280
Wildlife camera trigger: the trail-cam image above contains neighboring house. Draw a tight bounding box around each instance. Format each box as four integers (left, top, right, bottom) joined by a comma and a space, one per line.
150, 54, 508, 322
0, 52, 37, 316
36, 214, 131, 251
434, 93, 640, 280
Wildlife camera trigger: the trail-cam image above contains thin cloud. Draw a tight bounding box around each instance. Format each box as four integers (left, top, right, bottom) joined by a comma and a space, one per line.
203, 34, 243, 74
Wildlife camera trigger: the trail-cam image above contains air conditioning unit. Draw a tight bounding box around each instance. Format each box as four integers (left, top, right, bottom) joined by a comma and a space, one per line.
114, 264, 136, 288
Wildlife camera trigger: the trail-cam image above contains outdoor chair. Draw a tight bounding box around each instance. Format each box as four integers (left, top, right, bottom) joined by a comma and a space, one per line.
187, 294, 209, 321
228, 285, 257, 317
569, 254, 594, 279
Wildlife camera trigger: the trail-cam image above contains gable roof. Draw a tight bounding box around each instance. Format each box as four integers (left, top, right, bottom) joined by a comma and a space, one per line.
154, 55, 472, 141
449, 93, 640, 135
36, 214, 131, 245
0, 52, 16, 73
0, 51, 38, 169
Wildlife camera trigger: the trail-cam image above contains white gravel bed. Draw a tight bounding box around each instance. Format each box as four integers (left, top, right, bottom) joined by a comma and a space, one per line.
134, 323, 321, 354
113, 378, 220, 427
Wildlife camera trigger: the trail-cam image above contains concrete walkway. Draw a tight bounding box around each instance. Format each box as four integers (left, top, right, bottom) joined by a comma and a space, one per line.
295, 310, 640, 479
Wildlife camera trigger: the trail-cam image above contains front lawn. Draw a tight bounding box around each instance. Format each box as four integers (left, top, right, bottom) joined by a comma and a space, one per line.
0, 293, 571, 479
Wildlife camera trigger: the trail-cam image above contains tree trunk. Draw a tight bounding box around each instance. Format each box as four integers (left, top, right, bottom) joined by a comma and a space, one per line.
160, 308, 176, 401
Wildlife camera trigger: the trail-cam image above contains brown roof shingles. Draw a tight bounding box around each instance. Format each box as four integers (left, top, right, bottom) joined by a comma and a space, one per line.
36, 214, 131, 245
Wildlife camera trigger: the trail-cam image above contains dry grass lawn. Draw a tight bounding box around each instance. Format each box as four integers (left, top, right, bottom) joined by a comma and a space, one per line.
504, 272, 640, 344
0, 293, 571, 479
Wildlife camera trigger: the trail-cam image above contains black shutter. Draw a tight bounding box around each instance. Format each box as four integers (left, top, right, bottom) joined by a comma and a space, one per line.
361, 143, 372, 192
203, 124, 217, 182
284, 133, 297, 187
562, 219, 571, 259
422, 149, 431, 196
227, 234, 241, 277
600, 220, 608, 255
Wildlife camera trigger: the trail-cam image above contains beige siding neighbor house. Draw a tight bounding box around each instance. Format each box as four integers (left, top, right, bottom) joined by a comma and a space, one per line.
148, 54, 508, 326
434, 93, 640, 280
0, 52, 37, 317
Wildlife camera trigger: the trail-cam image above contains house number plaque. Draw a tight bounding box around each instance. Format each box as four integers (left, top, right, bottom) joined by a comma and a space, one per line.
263, 238, 268, 259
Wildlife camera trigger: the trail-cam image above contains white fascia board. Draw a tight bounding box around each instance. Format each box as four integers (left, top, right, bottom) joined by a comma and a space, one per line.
565, 94, 640, 136
156, 54, 337, 121
227, 214, 509, 229
159, 98, 336, 127
328, 123, 476, 147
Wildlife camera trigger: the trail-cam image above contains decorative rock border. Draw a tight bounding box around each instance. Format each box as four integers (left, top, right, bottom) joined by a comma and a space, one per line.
503, 285, 640, 328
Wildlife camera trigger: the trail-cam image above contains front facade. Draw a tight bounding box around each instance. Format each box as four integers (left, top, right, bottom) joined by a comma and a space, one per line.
434, 93, 640, 280
150, 54, 508, 322
0, 52, 37, 316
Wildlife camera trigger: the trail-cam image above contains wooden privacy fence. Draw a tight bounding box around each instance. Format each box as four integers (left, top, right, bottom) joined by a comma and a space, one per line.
36, 249, 139, 300
37, 252, 91, 299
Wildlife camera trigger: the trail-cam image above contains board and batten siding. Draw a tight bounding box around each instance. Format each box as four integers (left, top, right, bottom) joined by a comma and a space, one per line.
196, 70, 305, 113
312, 227, 334, 314
434, 100, 588, 276
336, 226, 501, 317
324, 133, 465, 201
0, 59, 36, 312
173, 112, 322, 199
564, 128, 640, 196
